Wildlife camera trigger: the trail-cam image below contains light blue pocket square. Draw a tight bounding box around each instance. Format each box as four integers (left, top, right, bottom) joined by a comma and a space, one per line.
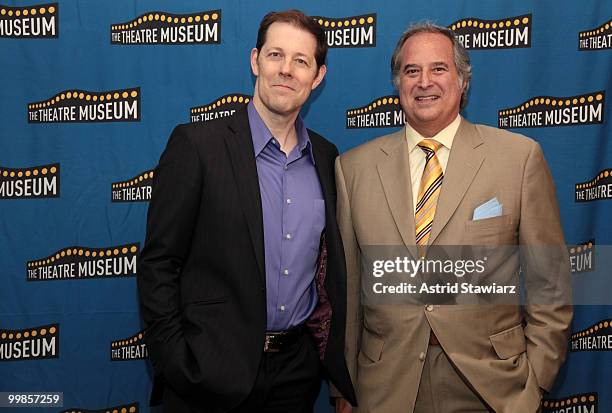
473, 197, 503, 220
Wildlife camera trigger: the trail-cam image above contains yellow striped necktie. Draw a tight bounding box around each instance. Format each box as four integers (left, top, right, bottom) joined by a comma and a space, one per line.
415, 139, 444, 246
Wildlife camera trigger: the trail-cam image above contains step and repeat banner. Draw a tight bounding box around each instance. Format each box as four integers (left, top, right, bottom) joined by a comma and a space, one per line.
1, 0, 610, 412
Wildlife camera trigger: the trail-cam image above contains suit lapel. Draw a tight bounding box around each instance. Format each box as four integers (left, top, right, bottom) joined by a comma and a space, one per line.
428, 119, 485, 245
311, 140, 334, 213
224, 109, 266, 284
309, 140, 335, 358
310, 135, 335, 292
376, 128, 418, 256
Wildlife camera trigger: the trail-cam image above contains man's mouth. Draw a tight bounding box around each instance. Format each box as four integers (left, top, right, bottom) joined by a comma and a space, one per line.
274, 84, 295, 91
415, 95, 439, 101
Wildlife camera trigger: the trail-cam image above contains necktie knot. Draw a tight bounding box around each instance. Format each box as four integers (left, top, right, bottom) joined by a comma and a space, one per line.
417, 139, 443, 155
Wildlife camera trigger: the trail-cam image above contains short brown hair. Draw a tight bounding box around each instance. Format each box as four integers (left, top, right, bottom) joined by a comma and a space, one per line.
256, 9, 328, 69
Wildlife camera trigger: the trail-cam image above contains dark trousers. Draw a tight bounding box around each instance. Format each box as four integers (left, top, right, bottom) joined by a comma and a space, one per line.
231, 330, 321, 413
415, 344, 494, 413
161, 330, 321, 413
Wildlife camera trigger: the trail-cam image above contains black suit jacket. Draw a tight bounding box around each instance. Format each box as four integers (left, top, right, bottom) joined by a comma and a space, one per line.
137, 108, 357, 412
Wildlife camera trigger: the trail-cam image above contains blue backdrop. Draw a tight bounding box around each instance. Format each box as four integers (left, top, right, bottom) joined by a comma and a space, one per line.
1, 1, 610, 412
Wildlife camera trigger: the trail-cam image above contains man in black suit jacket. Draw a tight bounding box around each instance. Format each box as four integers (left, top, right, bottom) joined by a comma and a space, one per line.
137, 9, 356, 413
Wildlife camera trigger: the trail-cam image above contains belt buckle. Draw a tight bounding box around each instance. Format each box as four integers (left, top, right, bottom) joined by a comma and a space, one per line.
264, 334, 280, 353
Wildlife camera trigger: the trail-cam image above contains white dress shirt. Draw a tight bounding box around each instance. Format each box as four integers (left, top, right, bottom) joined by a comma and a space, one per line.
405, 115, 462, 213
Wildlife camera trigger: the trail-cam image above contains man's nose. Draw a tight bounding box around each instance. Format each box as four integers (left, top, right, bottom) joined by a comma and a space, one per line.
280, 58, 293, 77
418, 71, 432, 88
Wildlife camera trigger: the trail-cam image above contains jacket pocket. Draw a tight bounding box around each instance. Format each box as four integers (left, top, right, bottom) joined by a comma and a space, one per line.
489, 324, 526, 359
184, 296, 229, 309
182, 297, 229, 334
465, 214, 514, 244
359, 330, 384, 363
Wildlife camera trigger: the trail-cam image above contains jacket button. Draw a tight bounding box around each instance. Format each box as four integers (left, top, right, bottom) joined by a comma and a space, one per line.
418, 352, 426, 362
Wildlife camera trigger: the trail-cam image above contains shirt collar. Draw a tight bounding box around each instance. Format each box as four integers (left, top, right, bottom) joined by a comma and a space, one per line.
405, 114, 462, 153
247, 102, 315, 163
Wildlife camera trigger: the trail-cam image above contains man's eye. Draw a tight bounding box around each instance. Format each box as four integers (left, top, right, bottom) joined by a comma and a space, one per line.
269, 52, 281, 58
296, 58, 307, 65
405, 69, 419, 76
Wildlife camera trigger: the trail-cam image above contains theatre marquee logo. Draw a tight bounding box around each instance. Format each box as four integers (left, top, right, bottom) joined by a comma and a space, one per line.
112, 169, 153, 202
60, 403, 138, 413
346, 96, 405, 129
111, 330, 147, 361
0, 324, 59, 361
575, 168, 612, 202
28, 88, 140, 123
571, 319, 611, 352
27, 244, 139, 281
498, 91, 604, 128
0, 163, 59, 199
579, 19, 611, 50
449, 14, 531, 49
0, 3, 57, 38
312, 13, 376, 48
111, 9, 220, 45
190, 93, 251, 123
569, 240, 595, 274
542, 393, 597, 413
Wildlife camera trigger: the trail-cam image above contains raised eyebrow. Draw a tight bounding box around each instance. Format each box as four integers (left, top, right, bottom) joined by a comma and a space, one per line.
431, 62, 449, 68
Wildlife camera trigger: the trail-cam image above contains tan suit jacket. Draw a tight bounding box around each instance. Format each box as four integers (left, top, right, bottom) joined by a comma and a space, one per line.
335, 119, 572, 413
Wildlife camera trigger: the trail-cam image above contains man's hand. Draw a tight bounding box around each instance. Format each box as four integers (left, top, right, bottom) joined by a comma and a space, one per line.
335, 397, 352, 413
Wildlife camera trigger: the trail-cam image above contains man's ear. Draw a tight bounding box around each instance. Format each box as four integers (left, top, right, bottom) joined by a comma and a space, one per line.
311, 64, 327, 90
250, 48, 260, 77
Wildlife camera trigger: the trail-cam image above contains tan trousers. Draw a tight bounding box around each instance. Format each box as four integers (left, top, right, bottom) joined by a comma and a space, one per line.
414, 344, 493, 413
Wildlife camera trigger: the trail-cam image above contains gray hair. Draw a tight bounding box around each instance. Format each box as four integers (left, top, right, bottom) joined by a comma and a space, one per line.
390, 21, 472, 109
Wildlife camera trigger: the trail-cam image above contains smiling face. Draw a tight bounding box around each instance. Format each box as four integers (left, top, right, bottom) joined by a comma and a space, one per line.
251, 22, 326, 120
398, 32, 465, 137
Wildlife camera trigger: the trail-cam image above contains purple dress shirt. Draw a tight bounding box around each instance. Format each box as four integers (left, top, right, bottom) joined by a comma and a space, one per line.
247, 103, 325, 331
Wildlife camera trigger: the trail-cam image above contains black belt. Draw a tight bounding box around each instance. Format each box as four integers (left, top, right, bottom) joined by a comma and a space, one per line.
263, 325, 305, 353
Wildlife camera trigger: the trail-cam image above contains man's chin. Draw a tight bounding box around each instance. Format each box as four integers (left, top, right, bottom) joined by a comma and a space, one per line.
266, 99, 304, 116
410, 110, 440, 124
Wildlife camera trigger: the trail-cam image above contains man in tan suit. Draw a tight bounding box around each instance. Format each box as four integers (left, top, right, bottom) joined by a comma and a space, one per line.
334, 23, 572, 413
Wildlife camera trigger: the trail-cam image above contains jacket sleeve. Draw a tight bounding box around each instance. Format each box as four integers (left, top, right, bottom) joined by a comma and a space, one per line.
137, 124, 205, 394
330, 156, 363, 404
519, 141, 573, 391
